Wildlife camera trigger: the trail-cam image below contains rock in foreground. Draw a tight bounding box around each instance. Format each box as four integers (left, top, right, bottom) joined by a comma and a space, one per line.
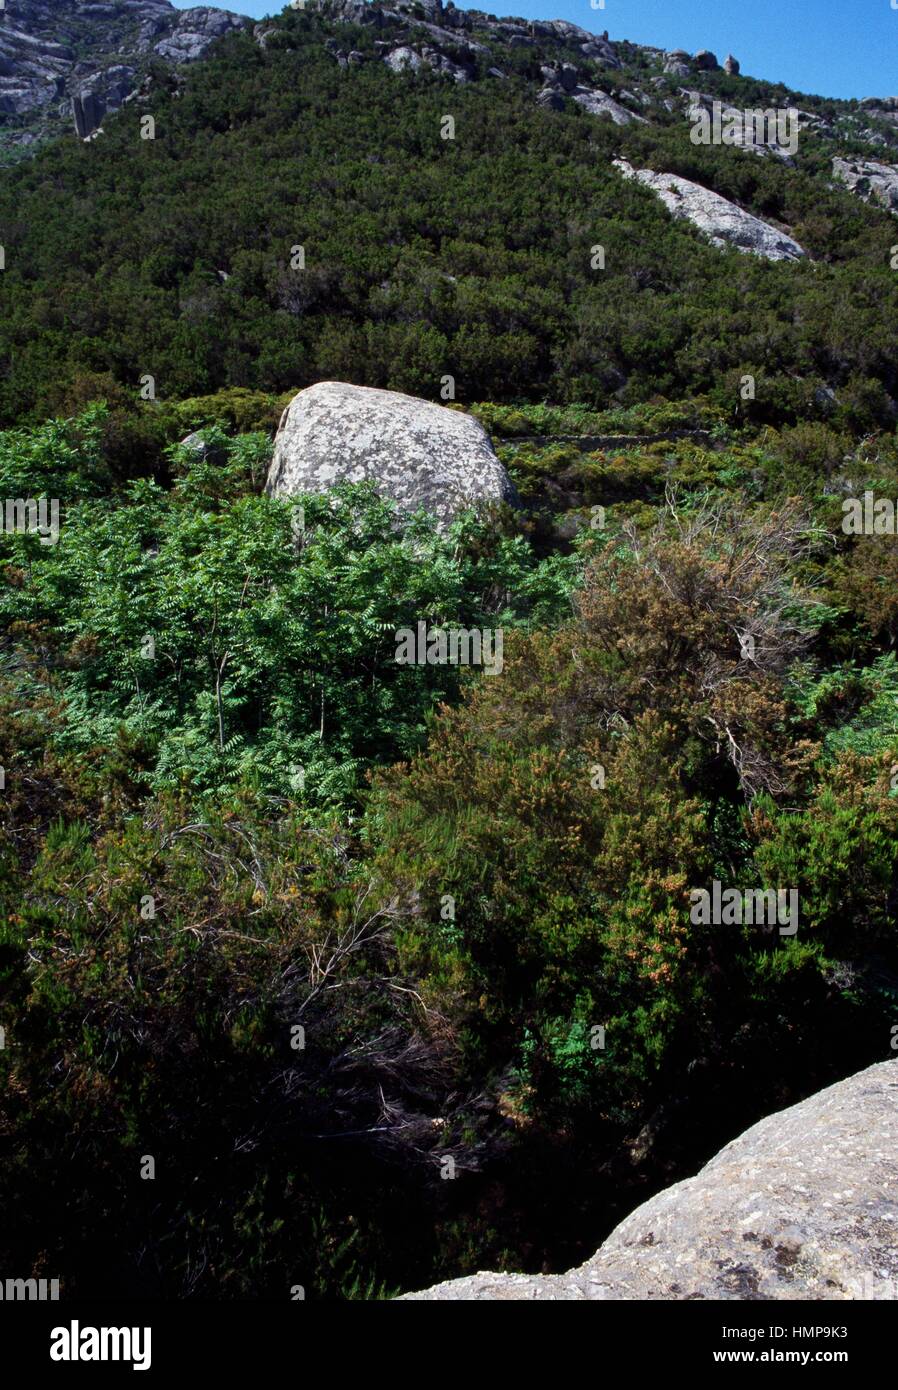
399, 1060, 898, 1299
265, 381, 516, 529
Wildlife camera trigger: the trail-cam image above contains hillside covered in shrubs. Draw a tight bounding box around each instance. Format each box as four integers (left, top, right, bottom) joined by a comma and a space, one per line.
2, 2, 898, 427
2, 2, 898, 1299
3, 389, 898, 1296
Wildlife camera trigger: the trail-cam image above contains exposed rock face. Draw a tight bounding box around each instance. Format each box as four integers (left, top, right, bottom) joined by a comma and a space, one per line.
72, 90, 105, 138
855, 96, 898, 145
536, 87, 565, 112
614, 159, 806, 261
682, 90, 797, 161
383, 44, 471, 81
859, 96, 898, 127
663, 50, 691, 77
579, 37, 620, 69
392, 0, 443, 20
321, 0, 620, 82
536, 62, 645, 124
152, 6, 247, 63
567, 28, 619, 67
0, 0, 248, 143
724, 53, 740, 76
178, 430, 228, 466
265, 381, 517, 530
400, 1060, 898, 1300
693, 49, 719, 71
384, 45, 424, 74
540, 62, 579, 93
572, 87, 647, 124
832, 156, 898, 213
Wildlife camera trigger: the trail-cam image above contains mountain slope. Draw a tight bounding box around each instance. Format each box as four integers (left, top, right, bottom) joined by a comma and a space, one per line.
0, 0, 249, 152
1, 0, 897, 427
4, 2, 898, 1307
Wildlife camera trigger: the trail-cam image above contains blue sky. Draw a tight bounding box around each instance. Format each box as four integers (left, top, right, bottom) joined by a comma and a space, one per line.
174, 0, 897, 101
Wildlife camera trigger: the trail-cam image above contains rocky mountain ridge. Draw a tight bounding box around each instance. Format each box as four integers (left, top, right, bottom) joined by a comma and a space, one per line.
5, 0, 898, 252
4, 0, 898, 150
0, 0, 248, 149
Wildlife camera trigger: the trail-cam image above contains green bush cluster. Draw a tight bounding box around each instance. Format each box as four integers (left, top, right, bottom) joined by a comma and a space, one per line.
5, 402, 897, 1296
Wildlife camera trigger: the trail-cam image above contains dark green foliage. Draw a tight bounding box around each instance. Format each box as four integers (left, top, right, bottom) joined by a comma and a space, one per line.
1, 12, 898, 426
3, 394, 898, 1296
368, 499, 898, 1139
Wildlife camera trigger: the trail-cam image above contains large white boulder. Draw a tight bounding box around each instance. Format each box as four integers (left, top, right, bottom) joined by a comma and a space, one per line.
615, 159, 806, 262
264, 381, 517, 529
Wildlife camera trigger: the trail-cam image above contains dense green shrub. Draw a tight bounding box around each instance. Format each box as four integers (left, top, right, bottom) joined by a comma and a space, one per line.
368, 499, 897, 1136
0, 410, 577, 802
2, 389, 897, 1296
